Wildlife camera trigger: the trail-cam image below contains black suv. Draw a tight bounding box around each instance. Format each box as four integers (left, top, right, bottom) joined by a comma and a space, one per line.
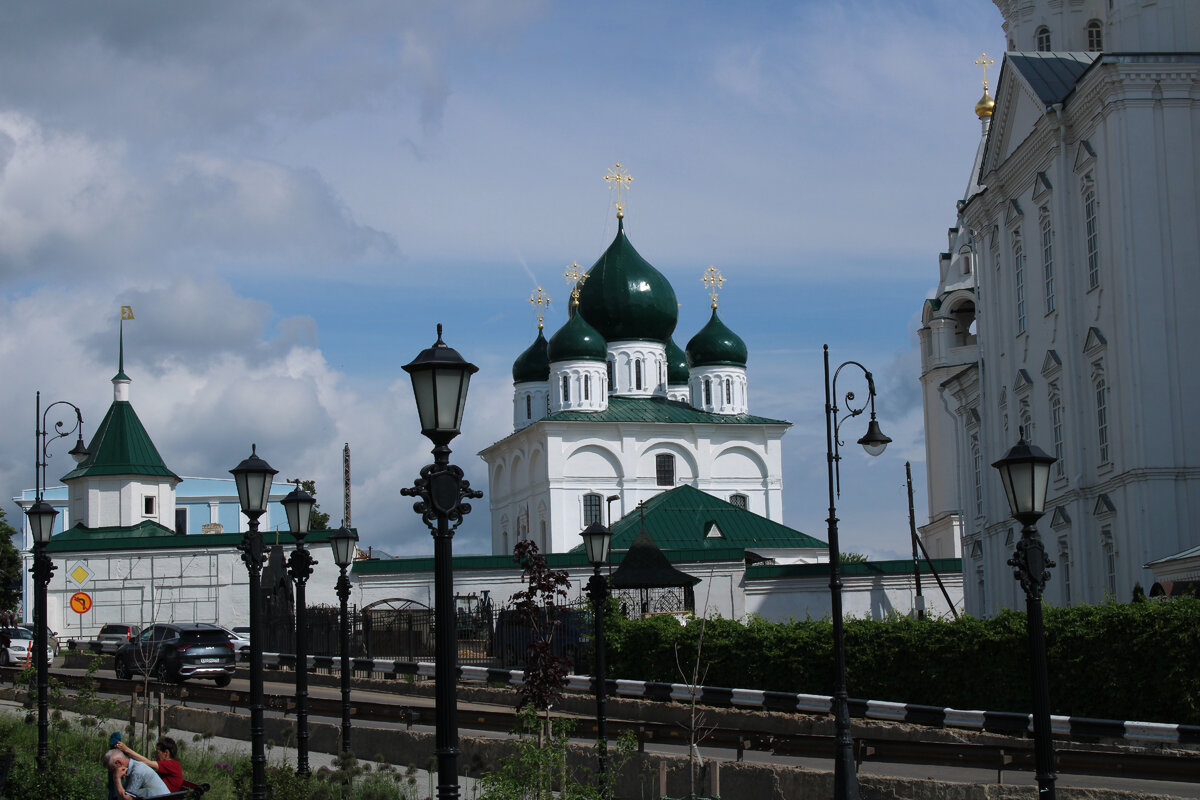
114, 623, 236, 686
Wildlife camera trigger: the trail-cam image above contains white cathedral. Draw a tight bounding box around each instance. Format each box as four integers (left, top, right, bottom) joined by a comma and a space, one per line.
919, 0, 1200, 615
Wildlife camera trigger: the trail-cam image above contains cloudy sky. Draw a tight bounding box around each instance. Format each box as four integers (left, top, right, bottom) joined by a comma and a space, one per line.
1, 0, 1004, 561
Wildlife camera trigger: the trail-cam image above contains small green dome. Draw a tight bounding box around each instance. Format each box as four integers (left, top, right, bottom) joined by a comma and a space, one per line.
686, 308, 748, 368
548, 308, 607, 362
576, 217, 678, 343
666, 338, 689, 385
512, 328, 550, 383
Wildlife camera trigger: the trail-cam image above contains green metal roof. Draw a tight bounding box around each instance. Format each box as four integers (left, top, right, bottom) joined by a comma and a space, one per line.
746, 558, 963, 581
60, 400, 180, 482
665, 337, 689, 385
546, 395, 788, 426
686, 307, 747, 368
548, 306, 607, 362
576, 215, 678, 343
594, 484, 825, 552
512, 327, 551, 383
46, 524, 349, 554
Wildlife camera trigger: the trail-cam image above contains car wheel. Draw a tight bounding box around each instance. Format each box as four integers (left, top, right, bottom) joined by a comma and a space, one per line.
115, 658, 131, 680
214, 674, 231, 688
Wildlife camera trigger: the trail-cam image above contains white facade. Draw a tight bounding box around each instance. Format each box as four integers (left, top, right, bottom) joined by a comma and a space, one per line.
920, 0, 1200, 616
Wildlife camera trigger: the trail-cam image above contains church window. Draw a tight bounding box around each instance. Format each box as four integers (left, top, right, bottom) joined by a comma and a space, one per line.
584, 374, 591, 401
1041, 213, 1055, 314
526, 395, 532, 420
724, 379, 732, 404
174, 507, 187, 535
704, 378, 712, 405
1036, 26, 1051, 51
1019, 399, 1034, 445
562, 375, 570, 403
1050, 389, 1065, 477
1013, 236, 1026, 334
655, 454, 675, 487
583, 493, 602, 526
635, 359, 643, 391
971, 435, 983, 516
1086, 19, 1103, 51
143, 495, 156, 517
1084, 186, 1100, 290
607, 359, 614, 388
1095, 372, 1109, 463
730, 493, 748, 510
1102, 526, 1116, 596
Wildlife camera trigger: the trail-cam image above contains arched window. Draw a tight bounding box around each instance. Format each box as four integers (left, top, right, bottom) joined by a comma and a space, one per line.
1086, 19, 1103, 52
724, 379, 732, 404
526, 394, 532, 420
635, 359, 643, 391
1050, 389, 1065, 477
655, 454, 675, 487
1084, 184, 1100, 290
1013, 234, 1026, 334
561, 375, 570, 403
1041, 212, 1055, 314
704, 378, 712, 405
583, 493, 602, 526
1020, 398, 1034, 445
1036, 26, 1051, 51
729, 493, 748, 510
584, 374, 591, 401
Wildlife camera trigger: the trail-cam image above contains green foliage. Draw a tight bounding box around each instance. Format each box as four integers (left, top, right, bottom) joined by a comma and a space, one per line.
605, 599, 1200, 724
0, 505, 22, 613
287, 478, 333, 531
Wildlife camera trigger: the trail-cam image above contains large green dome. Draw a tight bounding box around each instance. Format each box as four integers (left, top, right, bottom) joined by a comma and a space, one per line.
576, 217, 678, 343
512, 328, 550, 383
666, 338, 689, 385
686, 308, 748, 368
547, 308, 607, 362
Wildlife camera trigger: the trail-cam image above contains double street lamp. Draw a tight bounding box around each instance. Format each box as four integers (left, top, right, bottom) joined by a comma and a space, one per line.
330, 524, 359, 757
282, 482, 317, 776
399, 324, 481, 800
580, 521, 613, 790
822, 345, 892, 800
26, 392, 89, 768
993, 430, 1058, 799
230, 445, 278, 800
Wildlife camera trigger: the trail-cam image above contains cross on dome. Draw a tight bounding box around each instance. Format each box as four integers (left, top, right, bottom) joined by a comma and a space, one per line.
604, 162, 633, 218
974, 51, 995, 90
702, 265, 726, 309
528, 286, 551, 329
563, 261, 588, 306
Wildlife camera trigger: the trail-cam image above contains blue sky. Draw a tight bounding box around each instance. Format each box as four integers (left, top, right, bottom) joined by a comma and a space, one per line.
0, 0, 1005, 560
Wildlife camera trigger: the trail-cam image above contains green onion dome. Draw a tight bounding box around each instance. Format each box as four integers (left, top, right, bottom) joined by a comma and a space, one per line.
686, 308, 748, 368
512, 328, 550, 383
547, 307, 607, 362
575, 216, 678, 343
666, 337, 689, 385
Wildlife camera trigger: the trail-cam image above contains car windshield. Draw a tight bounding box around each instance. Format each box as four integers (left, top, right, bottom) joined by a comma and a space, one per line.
10, 628, 33, 640
178, 630, 229, 644
100, 625, 129, 635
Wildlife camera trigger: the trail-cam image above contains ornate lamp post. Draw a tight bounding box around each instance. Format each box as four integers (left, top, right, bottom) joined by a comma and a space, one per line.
26, 392, 88, 768
580, 521, 613, 790
822, 345, 891, 800
330, 524, 358, 756
993, 430, 1058, 799
399, 324, 481, 800
231, 445, 278, 800
282, 481, 316, 776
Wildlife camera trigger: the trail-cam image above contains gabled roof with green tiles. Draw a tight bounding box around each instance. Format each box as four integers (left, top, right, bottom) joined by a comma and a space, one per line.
546, 395, 788, 426
60, 400, 180, 482
46, 523, 349, 554
579, 484, 825, 553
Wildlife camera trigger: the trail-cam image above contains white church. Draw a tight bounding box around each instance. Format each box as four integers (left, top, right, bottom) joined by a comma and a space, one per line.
919, 0, 1200, 615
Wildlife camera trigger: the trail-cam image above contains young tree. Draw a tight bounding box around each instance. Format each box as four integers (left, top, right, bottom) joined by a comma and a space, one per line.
0, 506, 22, 614
509, 540, 572, 713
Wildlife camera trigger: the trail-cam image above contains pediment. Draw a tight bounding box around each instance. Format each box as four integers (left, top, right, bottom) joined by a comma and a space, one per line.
1005, 199, 1024, 227
704, 521, 725, 539
1041, 350, 1062, 378
1074, 140, 1096, 174
1014, 368, 1034, 394
1093, 494, 1116, 518
985, 66, 1049, 177
1032, 172, 1052, 203
1084, 327, 1107, 356
1050, 506, 1072, 529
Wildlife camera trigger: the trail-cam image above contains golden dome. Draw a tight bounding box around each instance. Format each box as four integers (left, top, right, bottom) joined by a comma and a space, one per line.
975, 85, 995, 118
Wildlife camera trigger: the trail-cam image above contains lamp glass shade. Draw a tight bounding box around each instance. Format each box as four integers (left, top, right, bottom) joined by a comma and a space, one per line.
402, 324, 478, 442
26, 500, 58, 545
230, 444, 278, 516
992, 436, 1056, 521
330, 526, 358, 568
69, 435, 89, 464
282, 485, 316, 537
580, 522, 613, 567
858, 417, 892, 457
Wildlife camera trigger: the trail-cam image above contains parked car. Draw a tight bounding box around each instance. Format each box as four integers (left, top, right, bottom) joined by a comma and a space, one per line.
114, 623, 235, 686
1, 627, 53, 667
97, 623, 142, 653
493, 607, 588, 668
215, 626, 250, 657
18, 623, 60, 657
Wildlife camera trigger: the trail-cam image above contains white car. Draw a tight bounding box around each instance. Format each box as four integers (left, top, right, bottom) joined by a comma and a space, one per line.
216, 626, 251, 657
2, 627, 53, 667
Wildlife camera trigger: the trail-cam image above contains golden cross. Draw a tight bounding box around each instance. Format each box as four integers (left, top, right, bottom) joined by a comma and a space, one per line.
604, 162, 633, 217
528, 287, 551, 329
563, 261, 588, 305
974, 52, 995, 89
702, 265, 725, 309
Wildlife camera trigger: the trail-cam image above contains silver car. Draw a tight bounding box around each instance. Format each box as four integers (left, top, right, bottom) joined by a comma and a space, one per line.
2, 627, 53, 667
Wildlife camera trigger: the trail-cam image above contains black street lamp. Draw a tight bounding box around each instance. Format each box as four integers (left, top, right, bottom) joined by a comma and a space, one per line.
27, 392, 88, 768
282, 481, 316, 776
580, 521, 613, 792
822, 345, 891, 800
231, 444, 278, 800
330, 524, 358, 757
399, 324, 481, 800
993, 430, 1058, 799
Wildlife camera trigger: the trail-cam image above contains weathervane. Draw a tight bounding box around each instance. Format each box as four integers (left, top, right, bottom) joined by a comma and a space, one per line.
528, 287, 551, 329
974, 52, 995, 91
604, 162, 633, 218
702, 265, 725, 309
563, 261, 588, 306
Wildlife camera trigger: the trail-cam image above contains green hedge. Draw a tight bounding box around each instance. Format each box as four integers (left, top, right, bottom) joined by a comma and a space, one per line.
604, 598, 1200, 725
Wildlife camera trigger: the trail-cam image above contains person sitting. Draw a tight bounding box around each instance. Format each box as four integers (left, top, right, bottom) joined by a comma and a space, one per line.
116, 737, 183, 792
103, 749, 170, 799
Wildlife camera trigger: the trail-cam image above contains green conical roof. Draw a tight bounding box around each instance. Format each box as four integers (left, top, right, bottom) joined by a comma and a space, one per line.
512, 328, 550, 383
686, 308, 747, 368
547, 307, 607, 362
61, 400, 180, 482
666, 337, 689, 385
576, 217, 678, 343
